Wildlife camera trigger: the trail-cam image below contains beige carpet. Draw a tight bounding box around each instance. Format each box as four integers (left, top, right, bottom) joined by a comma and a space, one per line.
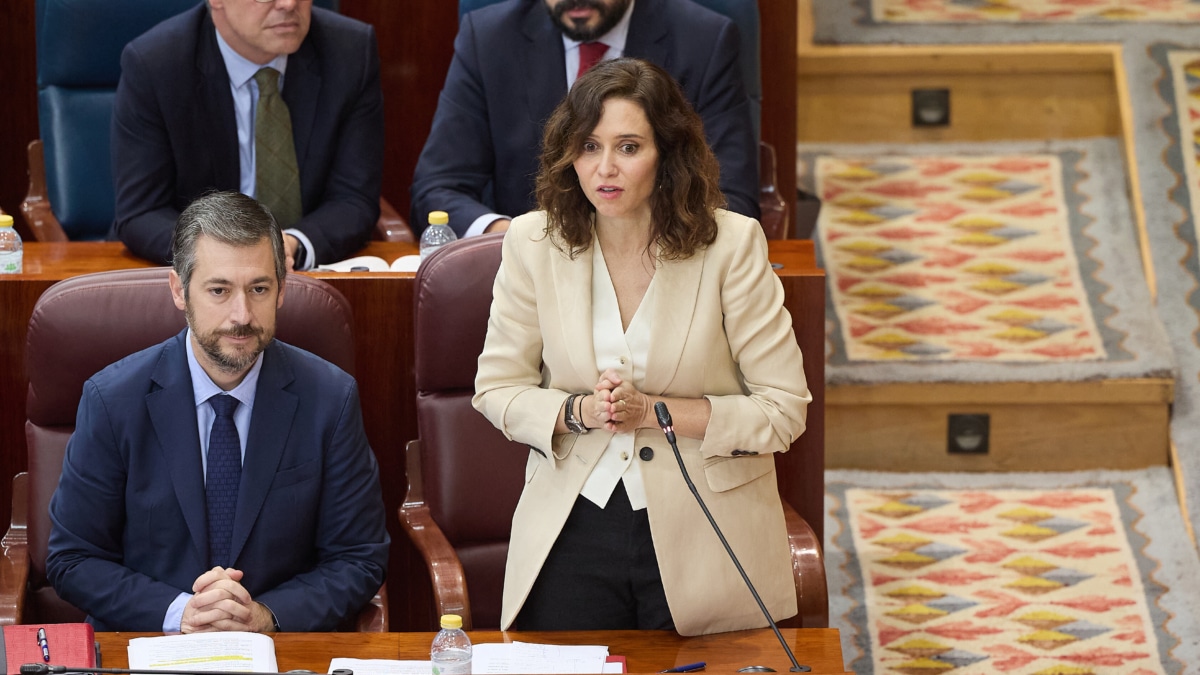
866, 0, 1200, 23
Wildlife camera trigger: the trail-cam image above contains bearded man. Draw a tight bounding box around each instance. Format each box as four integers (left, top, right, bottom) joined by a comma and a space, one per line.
46, 191, 389, 633
409, 0, 758, 238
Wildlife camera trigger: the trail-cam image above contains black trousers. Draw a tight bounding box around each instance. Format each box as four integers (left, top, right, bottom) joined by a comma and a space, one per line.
515, 482, 674, 631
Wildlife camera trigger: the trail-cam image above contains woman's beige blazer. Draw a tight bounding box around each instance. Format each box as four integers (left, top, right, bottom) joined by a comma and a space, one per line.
473, 209, 811, 636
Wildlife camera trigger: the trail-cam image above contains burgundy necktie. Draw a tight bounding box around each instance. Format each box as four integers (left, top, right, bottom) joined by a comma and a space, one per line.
577, 42, 609, 80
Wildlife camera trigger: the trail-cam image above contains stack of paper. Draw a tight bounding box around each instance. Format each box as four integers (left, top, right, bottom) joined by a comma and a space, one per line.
128, 632, 278, 672
330, 641, 618, 675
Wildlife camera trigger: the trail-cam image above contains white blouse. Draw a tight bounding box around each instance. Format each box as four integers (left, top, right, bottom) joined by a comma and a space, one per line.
579, 242, 656, 510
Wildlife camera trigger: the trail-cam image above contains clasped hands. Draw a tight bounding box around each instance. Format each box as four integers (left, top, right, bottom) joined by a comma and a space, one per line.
586, 368, 650, 433
181, 567, 275, 634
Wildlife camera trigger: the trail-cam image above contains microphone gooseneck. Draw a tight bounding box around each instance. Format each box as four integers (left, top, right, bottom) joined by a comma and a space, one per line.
20, 665, 353, 675
653, 402, 809, 673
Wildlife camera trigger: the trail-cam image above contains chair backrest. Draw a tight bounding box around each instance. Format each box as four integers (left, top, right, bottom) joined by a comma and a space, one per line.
412, 234, 526, 630
24, 268, 355, 623
34, 0, 340, 240
456, 0, 762, 143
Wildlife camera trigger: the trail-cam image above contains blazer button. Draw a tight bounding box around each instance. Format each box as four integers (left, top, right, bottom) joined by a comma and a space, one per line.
639, 446, 654, 461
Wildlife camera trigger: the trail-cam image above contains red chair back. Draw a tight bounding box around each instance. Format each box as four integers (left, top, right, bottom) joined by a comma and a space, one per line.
412, 235, 526, 629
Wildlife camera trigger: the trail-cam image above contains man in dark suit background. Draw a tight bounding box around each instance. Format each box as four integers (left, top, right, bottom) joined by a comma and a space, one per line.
47, 191, 389, 632
111, 0, 383, 269
410, 0, 758, 238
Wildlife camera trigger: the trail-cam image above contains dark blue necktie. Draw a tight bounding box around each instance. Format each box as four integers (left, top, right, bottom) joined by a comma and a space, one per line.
206, 394, 242, 568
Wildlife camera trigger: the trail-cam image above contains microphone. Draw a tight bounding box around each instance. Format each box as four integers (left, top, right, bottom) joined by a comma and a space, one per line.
20, 665, 352, 675
653, 402, 809, 673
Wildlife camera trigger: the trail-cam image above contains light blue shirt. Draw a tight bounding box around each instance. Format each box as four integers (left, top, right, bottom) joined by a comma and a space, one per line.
214, 30, 316, 269
463, 1, 634, 239
164, 328, 266, 631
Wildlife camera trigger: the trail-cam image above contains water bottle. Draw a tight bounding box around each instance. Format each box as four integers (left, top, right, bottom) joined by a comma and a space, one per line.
0, 214, 22, 274
420, 210, 457, 262
431, 614, 472, 675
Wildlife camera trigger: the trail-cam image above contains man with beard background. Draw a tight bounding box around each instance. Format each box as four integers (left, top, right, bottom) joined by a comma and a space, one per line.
409, 0, 758, 238
46, 191, 389, 633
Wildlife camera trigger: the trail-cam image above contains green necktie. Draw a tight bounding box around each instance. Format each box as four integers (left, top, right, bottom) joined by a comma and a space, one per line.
253, 67, 302, 227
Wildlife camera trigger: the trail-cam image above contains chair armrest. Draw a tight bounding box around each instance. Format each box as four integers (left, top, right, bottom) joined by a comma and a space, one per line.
376, 197, 416, 243
20, 141, 69, 243
354, 581, 389, 632
757, 141, 788, 240
398, 440, 473, 628
781, 499, 828, 628
0, 472, 31, 625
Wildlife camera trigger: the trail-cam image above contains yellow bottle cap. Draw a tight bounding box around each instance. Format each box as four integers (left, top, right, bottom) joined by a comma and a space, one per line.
439, 614, 463, 629
429, 211, 449, 226
0, 215, 13, 227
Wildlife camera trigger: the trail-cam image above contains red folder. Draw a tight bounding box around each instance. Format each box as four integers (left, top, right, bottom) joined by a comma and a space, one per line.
0, 624, 97, 674
606, 655, 627, 673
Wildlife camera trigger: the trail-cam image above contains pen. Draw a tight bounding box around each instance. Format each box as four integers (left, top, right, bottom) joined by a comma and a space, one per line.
661, 662, 705, 673
37, 627, 49, 662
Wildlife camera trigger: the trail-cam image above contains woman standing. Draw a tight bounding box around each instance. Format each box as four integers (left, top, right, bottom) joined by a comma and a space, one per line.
473, 58, 811, 636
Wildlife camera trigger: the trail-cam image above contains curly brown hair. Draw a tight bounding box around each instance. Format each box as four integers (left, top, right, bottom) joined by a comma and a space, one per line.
535, 58, 724, 260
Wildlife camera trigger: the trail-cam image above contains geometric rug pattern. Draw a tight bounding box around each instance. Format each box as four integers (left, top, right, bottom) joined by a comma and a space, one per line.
815, 154, 1105, 362
809, 0, 1200, 622
868, 0, 1200, 24
847, 488, 1163, 674
826, 470, 1200, 675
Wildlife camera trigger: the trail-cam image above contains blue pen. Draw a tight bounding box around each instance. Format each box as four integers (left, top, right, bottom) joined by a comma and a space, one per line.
662, 662, 705, 673
37, 627, 50, 662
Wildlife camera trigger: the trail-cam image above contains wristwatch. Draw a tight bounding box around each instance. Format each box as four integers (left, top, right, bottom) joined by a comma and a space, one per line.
564, 393, 590, 434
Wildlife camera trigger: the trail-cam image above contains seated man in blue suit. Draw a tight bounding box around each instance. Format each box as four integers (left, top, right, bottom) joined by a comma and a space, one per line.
47, 191, 389, 633
111, 0, 383, 270
410, 0, 758, 238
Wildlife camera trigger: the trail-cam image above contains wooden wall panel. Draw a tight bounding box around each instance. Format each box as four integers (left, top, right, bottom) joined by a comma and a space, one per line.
760, 0, 798, 236
0, 0, 40, 239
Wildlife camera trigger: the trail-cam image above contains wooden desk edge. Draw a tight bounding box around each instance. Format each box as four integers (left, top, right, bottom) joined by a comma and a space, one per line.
94, 629, 848, 674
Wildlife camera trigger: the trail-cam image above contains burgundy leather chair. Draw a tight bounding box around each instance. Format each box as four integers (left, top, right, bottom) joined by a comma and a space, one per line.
0, 267, 387, 630
399, 235, 827, 630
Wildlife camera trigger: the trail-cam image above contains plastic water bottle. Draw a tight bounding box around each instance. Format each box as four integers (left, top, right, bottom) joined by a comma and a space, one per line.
420, 210, 457, 262
431, 613, 472, 675
0, 214, 22, 274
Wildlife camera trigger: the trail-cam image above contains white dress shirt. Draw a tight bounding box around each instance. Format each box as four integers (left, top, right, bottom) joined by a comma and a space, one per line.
579, 240, 653, 510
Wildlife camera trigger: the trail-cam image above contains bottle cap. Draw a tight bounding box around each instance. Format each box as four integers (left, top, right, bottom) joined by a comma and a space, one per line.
439, 614, 463, 629
0, 215, 12, 228
428, 211, 449, 226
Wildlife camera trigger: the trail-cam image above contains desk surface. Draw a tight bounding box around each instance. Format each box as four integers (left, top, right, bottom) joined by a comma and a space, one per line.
13, 241, 818, 278
94, 629, 848, 674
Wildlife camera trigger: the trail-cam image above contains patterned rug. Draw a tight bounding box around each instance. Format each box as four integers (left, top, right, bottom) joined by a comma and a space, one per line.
814, 152, 1103, 362
865, 0, 1200, 24
798, 139, 1174, 383
825, 469, 1200, 675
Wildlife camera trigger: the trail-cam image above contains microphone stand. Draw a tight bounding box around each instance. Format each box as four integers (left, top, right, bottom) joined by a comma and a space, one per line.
653, 402, 809, 673
19, 665, 352, 675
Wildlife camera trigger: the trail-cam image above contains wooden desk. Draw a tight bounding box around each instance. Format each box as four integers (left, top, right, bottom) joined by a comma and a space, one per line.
94, 629, 848, 674
0, 241, 824, 631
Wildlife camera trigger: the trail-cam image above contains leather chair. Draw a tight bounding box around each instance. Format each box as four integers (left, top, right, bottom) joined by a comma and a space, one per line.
399, 235, 827, 630
20, 0, 413, 244
455, 0, 790, 239
0, 268, 387, 631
